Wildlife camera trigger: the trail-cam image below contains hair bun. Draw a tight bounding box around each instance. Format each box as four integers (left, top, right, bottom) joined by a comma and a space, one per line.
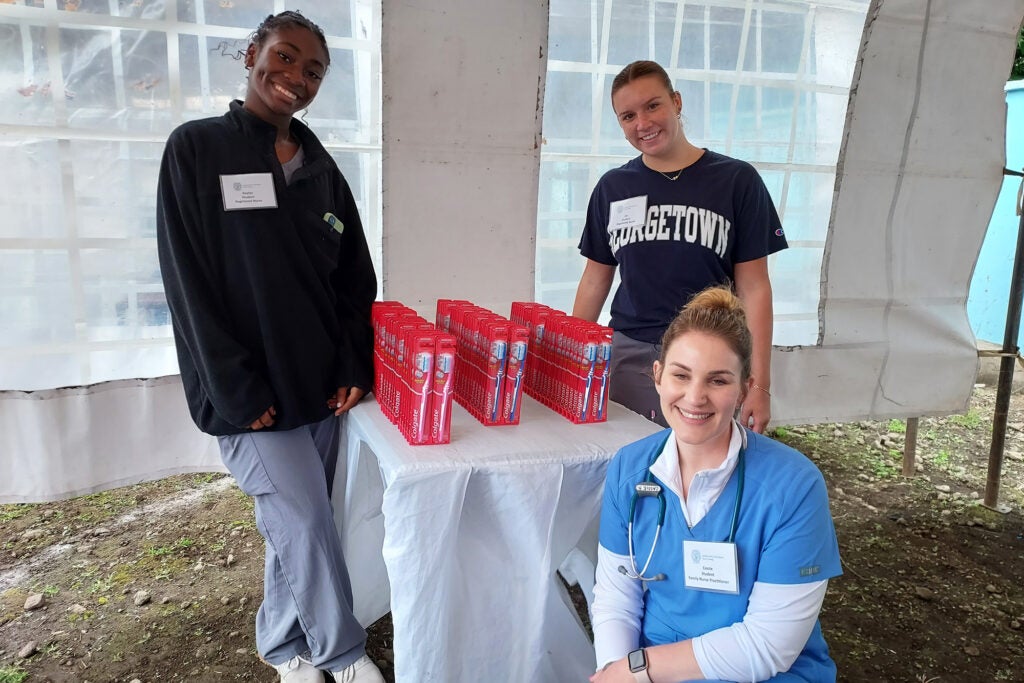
686, 286, 743, 313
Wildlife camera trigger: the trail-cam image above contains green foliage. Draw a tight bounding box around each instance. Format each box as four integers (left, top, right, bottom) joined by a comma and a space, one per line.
0, 505, 31, 522
932, 449, 951, 468
1014, 23, 1024, 81
949, 409, 982, 430
887, 418, 906, 433
0, 667, 29, 683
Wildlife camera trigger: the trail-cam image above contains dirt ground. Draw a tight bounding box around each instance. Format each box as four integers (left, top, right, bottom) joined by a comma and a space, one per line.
1, 384, 1023, 683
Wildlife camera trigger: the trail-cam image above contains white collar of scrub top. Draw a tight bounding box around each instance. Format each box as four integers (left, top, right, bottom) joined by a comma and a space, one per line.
649, 421, 744, 529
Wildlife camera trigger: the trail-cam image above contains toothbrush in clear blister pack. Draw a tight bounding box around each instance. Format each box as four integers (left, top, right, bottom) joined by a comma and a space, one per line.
596, 340, 612, 420
490, 340, 507, 423
508, 339, 528, 421
414, 349, 433, 443
580, 341, 598, 421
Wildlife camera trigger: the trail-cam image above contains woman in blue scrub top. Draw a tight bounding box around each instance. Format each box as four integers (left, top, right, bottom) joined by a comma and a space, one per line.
589, 287, 841, 683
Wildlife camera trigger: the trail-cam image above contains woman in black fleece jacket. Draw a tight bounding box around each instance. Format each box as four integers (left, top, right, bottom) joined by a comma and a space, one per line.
156, 11, 383, 683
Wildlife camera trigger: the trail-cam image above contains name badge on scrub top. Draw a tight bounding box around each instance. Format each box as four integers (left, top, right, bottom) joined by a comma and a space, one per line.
220, 173, 278, 211
607, 195, 647, 234
683, 540, 739, 594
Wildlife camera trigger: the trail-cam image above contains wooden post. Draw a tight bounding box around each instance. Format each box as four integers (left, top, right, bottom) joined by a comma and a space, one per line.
902, 417, 919, 477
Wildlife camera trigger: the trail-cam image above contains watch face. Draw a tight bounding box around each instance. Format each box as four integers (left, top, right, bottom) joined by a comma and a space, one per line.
628, 648, 647, 672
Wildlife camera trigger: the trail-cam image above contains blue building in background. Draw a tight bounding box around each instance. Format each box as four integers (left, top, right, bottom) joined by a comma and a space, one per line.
968, 81, 1024, 344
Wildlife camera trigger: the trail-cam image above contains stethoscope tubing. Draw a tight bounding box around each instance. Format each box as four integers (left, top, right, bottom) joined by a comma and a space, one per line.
623, 422, 747, 581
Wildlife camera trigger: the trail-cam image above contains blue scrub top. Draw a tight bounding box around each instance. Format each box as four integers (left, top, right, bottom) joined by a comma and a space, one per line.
599, 429, 843, 682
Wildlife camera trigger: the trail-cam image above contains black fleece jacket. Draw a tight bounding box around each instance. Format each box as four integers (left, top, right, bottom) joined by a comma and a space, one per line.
156, 101, 376, 436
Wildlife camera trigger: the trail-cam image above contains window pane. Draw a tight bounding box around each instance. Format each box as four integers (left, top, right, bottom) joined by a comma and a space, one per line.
0, 1, 382, 390
538, 0, 871, 342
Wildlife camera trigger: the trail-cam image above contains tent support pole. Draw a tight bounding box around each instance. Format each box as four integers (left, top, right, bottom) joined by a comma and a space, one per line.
983, 168, 1024, 510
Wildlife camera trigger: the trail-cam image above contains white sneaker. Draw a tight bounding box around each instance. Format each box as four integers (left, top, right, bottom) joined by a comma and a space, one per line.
273, 655, 326, 682
331, 654, 385, 683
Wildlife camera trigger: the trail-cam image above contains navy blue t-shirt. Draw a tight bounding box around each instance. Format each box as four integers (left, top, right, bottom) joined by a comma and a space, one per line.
578, 150, 787, 343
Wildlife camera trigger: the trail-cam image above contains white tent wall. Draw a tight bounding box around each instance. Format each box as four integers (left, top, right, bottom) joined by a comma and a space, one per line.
380, 0, 547, 314
1, 0, 1023, 503
773, 0, 1024, 424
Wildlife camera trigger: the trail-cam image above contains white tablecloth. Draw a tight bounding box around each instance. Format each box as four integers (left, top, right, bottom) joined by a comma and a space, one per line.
334, 394, 660, 682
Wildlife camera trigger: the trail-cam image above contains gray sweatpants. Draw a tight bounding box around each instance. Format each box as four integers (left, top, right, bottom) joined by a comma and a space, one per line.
609, 331, 669, 428
218, 414, 366, 671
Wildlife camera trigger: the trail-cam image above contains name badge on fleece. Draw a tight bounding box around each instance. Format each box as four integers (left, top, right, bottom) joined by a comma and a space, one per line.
220, 173, 278, 211
683, 540, 739, 594
608, 195, 647, 233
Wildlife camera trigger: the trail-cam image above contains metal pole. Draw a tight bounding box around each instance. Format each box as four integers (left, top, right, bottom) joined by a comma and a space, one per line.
983, 169, 1024, 509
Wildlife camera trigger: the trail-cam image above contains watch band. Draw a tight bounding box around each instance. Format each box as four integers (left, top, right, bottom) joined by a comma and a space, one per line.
632, 668, 653, 683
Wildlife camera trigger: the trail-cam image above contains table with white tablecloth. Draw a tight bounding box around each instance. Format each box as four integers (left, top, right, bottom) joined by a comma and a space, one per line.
332, 394, 660, 682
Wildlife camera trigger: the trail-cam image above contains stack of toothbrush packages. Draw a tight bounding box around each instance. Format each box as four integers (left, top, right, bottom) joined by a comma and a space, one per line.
372, 301, 456, 445
510, 302, 613, 424
435, 300, 529, 426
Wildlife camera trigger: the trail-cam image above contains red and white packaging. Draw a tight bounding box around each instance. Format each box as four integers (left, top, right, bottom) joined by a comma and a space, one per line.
371, 301, 456, 445
510, 301, 612, 424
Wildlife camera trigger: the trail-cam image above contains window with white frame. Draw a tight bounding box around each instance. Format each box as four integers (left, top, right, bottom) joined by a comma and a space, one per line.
0, 0, 381, 391
538, 0, 869, 346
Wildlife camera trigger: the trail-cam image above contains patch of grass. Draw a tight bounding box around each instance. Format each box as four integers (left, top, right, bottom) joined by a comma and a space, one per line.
0, 505, 31, 523
229, 518, 256, 532
949, 409, 983, 430
83, 490, 137, 513
865, 450, 900, 479
771, 426, 791, 439
887, 419, 906, 433
146, 536, 195, 557
931, 450, 951, 468
0, 667, 29, 683
67, 610, 94, 623
88, 574, 115, 594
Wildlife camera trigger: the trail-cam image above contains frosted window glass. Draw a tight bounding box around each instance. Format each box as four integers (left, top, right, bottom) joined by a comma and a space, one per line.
542, 71, 593, 153
549, 0, 595, 63
0, 1, 382, 390
537, 0, 870, 346
1, 141, 66, 239
1, 24, 54, 126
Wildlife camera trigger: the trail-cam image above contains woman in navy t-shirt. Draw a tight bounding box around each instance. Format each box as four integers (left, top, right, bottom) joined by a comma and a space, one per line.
573, 60, 787, 433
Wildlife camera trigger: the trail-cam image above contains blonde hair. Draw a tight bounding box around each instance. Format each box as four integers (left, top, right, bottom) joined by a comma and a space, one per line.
657, 286, 752, 381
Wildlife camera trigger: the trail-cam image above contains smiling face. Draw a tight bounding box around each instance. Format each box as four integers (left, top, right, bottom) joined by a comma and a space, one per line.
611, 74, 683, 159
654, 330, 750, 459
243, 24, 329, 126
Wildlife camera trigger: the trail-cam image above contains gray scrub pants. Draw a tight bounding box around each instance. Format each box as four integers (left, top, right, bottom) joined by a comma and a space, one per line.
218, 414, 366, 671
609, 331, 669, 428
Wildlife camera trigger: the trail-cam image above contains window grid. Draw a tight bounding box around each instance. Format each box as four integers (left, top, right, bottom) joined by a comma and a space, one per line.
538, 0, 869, 346
0, 0, 382, 390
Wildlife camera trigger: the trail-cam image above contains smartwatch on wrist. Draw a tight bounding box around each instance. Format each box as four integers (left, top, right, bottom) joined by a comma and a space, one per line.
627, 648, 652, 683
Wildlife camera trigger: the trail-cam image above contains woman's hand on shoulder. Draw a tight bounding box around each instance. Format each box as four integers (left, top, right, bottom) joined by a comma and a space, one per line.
741, 386, 770, 434
328, 386, 366, 415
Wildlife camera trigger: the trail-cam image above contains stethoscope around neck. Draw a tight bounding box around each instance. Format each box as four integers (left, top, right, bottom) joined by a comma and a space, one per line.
618, 421, 747, 583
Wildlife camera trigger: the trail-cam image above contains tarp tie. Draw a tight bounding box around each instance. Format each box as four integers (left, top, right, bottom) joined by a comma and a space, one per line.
1007, 168, 1024, 216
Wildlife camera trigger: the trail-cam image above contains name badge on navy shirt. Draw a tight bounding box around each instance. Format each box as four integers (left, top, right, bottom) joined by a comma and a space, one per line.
220, 173, 278, 211
608, 195, 647, 234
683, 540, 739, 594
